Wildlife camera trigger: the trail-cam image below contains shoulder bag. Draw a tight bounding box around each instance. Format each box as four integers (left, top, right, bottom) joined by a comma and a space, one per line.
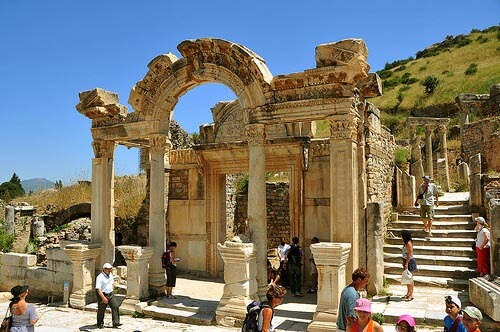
0, 303, 12, 332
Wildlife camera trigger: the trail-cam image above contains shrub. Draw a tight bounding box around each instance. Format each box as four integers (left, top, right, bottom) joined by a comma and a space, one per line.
464, 63, 478, 75
421, 76, 439, 94
0, 226, 15, 252
372, 313, 385, 325
394, 147, 410, 168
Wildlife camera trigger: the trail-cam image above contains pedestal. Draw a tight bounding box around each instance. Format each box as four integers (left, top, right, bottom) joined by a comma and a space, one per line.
307, 242, 351, 332
64, 243, 102, 309
215, 240, 257, 327
117, 245, 154, 313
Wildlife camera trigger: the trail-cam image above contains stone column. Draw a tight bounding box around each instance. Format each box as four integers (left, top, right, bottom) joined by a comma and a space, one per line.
409, 125, 424, 181
366, 202, 384, 296
246, 124, 267, 297
438, 125, 450, 191
329, 114, 360, 275
424, 125, 433, 178
215, 241, 257, 327
64, 243, 102, 309
469, 154, 482, 211
489, 199, 500, 276
91, 140, 116, 267
148, 135, 170, 296
307, 242, 351, 332
5, 206, 14, 235
117, 246, 154, 313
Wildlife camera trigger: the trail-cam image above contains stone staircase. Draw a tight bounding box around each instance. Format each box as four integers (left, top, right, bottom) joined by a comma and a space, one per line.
384, 192, 477, 290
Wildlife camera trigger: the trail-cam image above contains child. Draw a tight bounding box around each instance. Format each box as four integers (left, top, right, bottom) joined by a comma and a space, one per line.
396, 315, 416, 332
462, 306, 483, 332
444, 295, 465, 332
346, 298, 384, 332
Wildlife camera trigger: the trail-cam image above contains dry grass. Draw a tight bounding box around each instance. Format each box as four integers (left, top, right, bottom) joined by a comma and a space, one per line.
14, 175, 146, 219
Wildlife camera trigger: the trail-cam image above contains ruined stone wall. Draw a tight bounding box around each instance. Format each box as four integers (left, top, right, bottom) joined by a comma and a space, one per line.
462, 117, 500, 171
234, 182, 290, 249
169, 169, 189, 200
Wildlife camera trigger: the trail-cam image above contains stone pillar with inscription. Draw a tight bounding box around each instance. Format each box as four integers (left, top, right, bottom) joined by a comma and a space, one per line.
117, 245, 154, 313
91, 139, 116, 267
64, 243, 102, 309
148, 135, 170, 296
215, 241, 257, 327
438, 124, 450, 191
424, 125, 433, 178
307, 242, 351, 332
246, 124, 267, 297
328, 113, 360, 275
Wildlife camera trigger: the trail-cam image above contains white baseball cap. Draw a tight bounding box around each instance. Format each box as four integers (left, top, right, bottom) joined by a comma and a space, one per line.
102, 263, 113, 269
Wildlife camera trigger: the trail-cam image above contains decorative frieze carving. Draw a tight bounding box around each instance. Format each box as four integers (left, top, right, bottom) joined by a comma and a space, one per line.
310, 140, 330, 157
246, 124, 266, 146
329, 117, 360, 141
92, 140, 116, 159
149, 135, 171, 154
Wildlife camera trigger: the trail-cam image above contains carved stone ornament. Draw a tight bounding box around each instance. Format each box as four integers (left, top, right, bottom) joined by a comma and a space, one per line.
437, 124, 447, 133
246, 124, 266, 146
149, 135, 172, 154
329, 117, 360, 141
92, 140, 116, 159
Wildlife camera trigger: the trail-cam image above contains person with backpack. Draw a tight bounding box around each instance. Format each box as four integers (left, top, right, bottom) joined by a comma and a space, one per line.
241, 283, 287, 332
286, 236, 304, 297
162, 241, 181, 299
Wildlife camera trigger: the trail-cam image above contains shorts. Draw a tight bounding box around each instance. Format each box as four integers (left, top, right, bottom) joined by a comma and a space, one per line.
403, 258, 417, 272
166, 265, 177, 287
419, 204, 434, 219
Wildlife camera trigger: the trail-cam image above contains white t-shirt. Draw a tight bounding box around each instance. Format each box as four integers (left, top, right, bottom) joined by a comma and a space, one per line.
476, 227, 491, 248
95, 271, 115, 294
278, 243, 290, 262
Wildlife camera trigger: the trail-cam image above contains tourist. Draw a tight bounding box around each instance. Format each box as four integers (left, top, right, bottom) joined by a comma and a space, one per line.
462, 306, 483, 332
9, 285, 39, 332
444, 295, 465, 332
401, 230, 417, 301
336, 268, 370, 332
307, 236, 320, 294
95, 263, 121, 329
277, 238, 291, 287
474, 217, 491, 277
260, 283, 287, 332
395, 314, 416, 332
162, 241, 181, 298
414, 175, 439, 236
346, 298, 383, 332
286, 236, 304, 297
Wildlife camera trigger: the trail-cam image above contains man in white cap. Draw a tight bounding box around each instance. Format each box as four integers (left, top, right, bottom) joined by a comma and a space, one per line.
95, 263, 121, 328
414, 175, 439, 236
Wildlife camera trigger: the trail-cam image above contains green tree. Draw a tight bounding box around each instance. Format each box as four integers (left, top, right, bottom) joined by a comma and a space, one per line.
421, 76, 440, 95
55, 180, 63, 190
10, 173, 21, 186
0, 173, 25, 200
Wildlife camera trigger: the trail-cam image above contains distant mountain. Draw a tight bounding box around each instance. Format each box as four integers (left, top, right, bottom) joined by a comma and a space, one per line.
21, 178, 55, 193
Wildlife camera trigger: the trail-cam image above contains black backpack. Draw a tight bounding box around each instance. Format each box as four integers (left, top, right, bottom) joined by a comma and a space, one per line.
241, 301, 271, 332
287, 245, 301, 264
161, 251, 172, 269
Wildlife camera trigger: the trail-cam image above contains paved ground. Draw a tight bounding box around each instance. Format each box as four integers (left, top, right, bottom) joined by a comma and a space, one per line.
3, 274, 499, 332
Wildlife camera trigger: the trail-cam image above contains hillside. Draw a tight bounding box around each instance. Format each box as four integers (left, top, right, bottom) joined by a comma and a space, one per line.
371, 25, 500, 137
21, 178, 55, 193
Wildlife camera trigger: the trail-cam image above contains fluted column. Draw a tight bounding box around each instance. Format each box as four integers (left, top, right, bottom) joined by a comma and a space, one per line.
148, 135, 170, 295
117, 246, 154, 313
64, 243, 102, 309
91, 140, 116, 267
438, 125, 450, 191
307, 242, 351, 332
215, 241, 257, 327
424, 125, 433, 178
246, 124, 267, 297
328, 114, 360, 275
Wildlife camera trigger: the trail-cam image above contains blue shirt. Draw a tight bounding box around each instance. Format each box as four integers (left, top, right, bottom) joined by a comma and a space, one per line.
336, 285, 359, 330
444, 315, 466, 332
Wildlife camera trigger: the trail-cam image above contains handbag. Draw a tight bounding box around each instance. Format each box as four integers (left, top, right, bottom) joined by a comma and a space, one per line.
0, 304, 12, 332
401, 269, 413, 285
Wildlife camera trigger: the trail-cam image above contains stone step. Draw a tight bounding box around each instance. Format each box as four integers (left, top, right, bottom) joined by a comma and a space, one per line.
388, 220, 475, 230
384, 273, 470, 290
384, 262, 477, 279
142, 295, 216, 325
384, 243, 474, 257
385, 236, 476, 247
151, 296, 215, 315
387, 228, 476, 238
395, 205, 471, 215
396, 214, 472, 222
384, 252, 476, 268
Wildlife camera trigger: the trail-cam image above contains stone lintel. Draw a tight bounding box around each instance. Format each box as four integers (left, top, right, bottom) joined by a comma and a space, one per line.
90, 120, 168, 142
406, 117, 450, 126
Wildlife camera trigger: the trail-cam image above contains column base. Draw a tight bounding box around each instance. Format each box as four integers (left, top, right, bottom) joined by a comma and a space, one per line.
69, 290, 96, 309
307, 311, 338, 332
120, 298, 141, 315
216, 296, 252, 327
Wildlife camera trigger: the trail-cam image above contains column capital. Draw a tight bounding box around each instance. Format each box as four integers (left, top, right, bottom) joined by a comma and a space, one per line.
424, 124, 433, 134
327, 115, 360, 141
92, 140, 115, 158
149, 135, 172, 154
437, 124, 447, 133
246, 124, 266, 146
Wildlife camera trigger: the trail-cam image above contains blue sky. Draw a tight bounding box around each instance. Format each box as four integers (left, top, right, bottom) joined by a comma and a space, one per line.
1, 0, 498, 185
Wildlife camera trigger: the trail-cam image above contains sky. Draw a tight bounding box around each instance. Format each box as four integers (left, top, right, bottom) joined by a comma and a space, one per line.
0, 0, 498, 185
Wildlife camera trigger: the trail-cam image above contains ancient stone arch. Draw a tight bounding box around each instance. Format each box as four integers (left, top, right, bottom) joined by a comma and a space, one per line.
76, 37, 394, 298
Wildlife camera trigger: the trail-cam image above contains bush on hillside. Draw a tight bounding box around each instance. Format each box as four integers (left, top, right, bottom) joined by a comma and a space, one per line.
464, 63, 478, 75
421, 76, 439, 95
0, 227, 15, 252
